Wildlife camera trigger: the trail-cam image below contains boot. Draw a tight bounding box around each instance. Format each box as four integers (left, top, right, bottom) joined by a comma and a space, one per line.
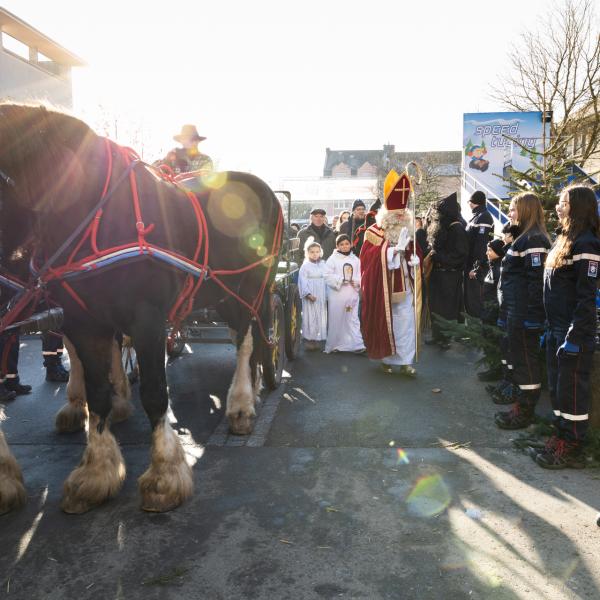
527, 434, 559, 460
535, 437, 586, 469
4, 377, 32, 395
491, 383, 519, 405
486, 379, 511, 397
494, 402, 535, 430
46, 362, 70, 382
477, 365, 502, 382
0, 382, 16, 402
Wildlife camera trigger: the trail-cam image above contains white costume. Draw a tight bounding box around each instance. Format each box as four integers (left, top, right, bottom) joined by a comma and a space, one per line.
324, 251, 365, 353
298, 259, 328, 341
382, 246, 417, 366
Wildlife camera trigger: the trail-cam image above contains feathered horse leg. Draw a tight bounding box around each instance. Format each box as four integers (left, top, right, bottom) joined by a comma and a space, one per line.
60, 330, 125, 514
0, 427, 26, 515
133, 303, 192, 512
55, 336, 132, 433
226, 321, 257, 435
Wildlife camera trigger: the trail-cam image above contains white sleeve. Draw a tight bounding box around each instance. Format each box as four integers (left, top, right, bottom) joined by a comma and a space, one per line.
324, 257, 343, 290
298, 264, 311, 297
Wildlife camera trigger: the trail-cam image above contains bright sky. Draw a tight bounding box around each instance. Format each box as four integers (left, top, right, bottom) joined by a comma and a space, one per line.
3, 0, 549, 181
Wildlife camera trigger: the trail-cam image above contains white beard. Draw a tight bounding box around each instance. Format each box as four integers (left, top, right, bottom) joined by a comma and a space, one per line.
377, 209, 413, 244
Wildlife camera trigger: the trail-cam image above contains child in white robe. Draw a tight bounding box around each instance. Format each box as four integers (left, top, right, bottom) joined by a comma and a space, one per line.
324, 235, 366, 353
298, 241, 328, 350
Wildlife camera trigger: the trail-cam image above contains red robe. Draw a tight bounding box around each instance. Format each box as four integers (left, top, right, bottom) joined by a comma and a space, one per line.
360, 224, 423, 360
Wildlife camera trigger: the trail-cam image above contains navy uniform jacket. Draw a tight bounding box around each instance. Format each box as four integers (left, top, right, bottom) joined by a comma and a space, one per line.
543, 229, 600, 347
465, 205, 494, 271
481, 258, 501, 324
498, 230, 552, 326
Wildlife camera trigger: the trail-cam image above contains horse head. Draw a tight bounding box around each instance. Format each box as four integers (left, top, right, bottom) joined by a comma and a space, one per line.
0, 103, 98, 270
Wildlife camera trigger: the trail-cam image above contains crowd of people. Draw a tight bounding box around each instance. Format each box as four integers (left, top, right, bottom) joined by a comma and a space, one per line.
295, 177, 599, 471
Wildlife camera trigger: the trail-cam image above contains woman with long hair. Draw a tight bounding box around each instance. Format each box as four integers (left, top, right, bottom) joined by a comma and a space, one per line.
532, 185, 600, 468
335, 210, 351, 233
495, 192, 551, 430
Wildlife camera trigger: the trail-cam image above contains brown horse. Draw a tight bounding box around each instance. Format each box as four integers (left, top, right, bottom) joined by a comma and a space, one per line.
0, 103, 282, 514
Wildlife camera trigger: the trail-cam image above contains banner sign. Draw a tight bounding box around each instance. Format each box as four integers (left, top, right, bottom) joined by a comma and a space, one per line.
463, 111, 547, 199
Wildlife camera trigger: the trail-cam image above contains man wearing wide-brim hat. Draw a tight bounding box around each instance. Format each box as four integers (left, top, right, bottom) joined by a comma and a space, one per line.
159, 124, 213, 175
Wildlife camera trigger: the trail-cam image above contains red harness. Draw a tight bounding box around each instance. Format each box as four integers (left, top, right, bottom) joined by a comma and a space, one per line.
0, 138, 283, 343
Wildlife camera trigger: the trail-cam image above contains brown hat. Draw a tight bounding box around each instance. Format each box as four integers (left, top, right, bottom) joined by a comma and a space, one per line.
174, 124, 206, 143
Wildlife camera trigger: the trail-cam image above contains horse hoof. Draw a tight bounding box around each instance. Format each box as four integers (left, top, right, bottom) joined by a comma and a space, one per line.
139, 462, 193, 513
55, 402, 88, 433
227, 410, 255, 436
61, 430, 126, 514
61, 466, 125, 514
0, 460, 27, 515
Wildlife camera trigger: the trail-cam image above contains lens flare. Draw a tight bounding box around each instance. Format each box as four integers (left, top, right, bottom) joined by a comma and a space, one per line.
256, 246, 267, 257
396, 448, 410, 465
405, 474, 451, 517
201, 171, 227, 189
221, 193, 246, 219
248, 233, 264, 249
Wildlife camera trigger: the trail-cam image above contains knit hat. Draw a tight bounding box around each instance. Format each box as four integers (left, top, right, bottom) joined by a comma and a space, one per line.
352, 199, 366, 211
488, 238, 506, 258
470, 190, 486, 206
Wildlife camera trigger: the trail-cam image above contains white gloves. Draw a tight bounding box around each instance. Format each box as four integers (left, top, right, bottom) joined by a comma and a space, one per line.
409, 254, 420, 267
397, 227, 410, 251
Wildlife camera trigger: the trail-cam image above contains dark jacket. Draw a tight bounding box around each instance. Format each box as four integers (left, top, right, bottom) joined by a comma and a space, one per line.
498, 230, 551, 326
339, 215, 367, 256
431, 222, 469, 270
481, 258, 501, 325
298, 224, 336, 260
543, 229, 600, 346
465, 206, 494, 270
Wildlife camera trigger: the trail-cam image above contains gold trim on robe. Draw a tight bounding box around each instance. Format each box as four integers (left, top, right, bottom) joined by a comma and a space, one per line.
379, 240, 396, 355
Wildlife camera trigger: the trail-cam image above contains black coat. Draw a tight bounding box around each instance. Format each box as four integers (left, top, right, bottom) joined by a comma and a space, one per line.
339, 216, 367, 256
481, 258, 501, 325
429, 221, 469, 321
465, 206, 494, 270
543, 229, 600, 346
298, 224, 336, 260
498, 230, 551, 326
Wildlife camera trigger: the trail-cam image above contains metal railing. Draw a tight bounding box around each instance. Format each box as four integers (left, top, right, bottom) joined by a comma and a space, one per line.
462, 170, 510, 227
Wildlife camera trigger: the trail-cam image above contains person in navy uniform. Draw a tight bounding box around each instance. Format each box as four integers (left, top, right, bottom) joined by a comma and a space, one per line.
532, 185, 600, 468
0, 331, 31, 400
464, 190, 494, 318
159, 124, 213, 175
495, 192, 552, 430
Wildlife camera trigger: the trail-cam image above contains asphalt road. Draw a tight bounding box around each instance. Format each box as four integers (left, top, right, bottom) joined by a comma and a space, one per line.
1, 337, 599, 600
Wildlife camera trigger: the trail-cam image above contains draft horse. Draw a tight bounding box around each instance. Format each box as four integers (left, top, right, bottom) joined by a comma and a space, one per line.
0, 104, 282, 514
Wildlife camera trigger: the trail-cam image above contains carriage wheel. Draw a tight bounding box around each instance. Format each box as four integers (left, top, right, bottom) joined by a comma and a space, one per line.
284, 283, 302, 360
166, 327, 186, 358
121, 335, 139, 384
262, 293, 285, 390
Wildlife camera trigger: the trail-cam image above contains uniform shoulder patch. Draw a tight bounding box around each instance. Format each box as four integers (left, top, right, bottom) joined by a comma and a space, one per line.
588, 260, 598, 278
531, 253, 541, 267
479, 226, 486, 234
